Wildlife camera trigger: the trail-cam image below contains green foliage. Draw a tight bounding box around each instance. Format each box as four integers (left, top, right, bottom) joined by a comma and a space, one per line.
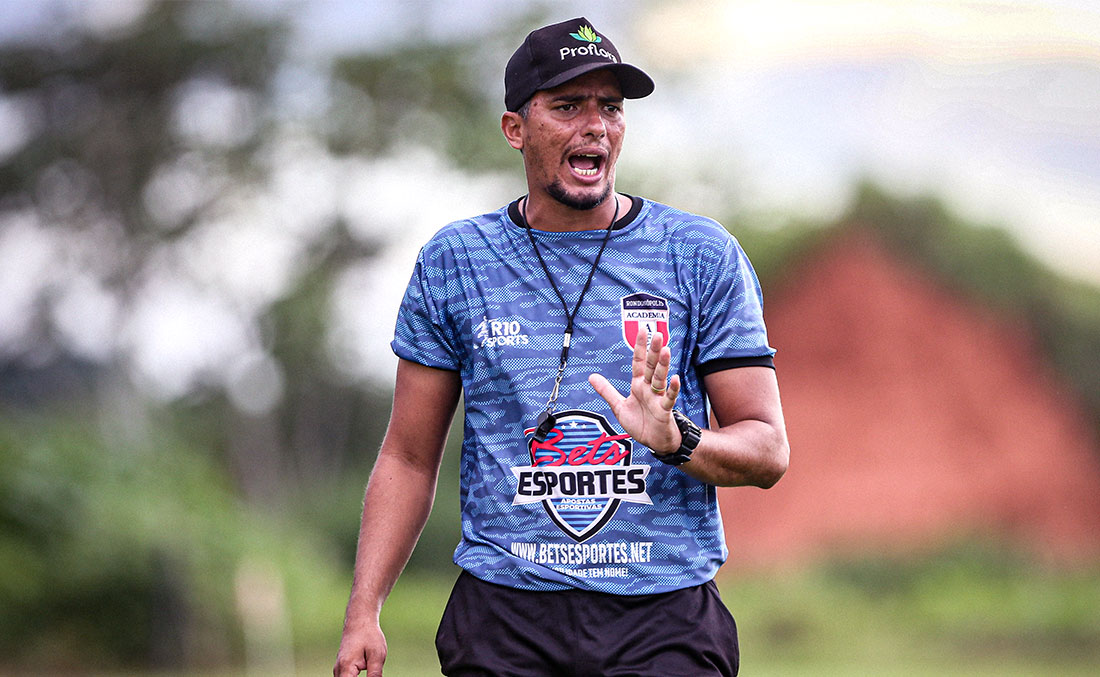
842, 183, 1051, 314
262, 254, 395, 480
730, 215, 834, 288
0, 410, 346, 670
326, 19, 528, 172
287, 405, 465, 576
0, 0, 286, 233
728, 543, 1100, 675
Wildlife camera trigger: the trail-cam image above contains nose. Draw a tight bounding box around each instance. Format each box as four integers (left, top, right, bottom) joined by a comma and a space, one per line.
580, 104, 606, 139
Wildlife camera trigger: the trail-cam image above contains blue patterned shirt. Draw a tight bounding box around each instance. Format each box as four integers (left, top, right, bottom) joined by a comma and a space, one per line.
392, 196, 774, 594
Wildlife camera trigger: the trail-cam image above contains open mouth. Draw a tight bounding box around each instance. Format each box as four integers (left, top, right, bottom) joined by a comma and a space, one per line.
568, 153, 603, 177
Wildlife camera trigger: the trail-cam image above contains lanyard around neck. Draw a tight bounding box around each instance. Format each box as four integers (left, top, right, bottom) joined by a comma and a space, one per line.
521, 195, 620, 414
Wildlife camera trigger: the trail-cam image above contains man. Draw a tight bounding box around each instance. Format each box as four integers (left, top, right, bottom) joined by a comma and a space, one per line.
335, 16, 788, 677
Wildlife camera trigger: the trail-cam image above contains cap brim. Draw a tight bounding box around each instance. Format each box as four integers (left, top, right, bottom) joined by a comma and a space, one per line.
539, 62, 655, 100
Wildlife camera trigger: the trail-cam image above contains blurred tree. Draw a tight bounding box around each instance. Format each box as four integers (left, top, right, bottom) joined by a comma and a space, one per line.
0, 0, 283, 275
0, 6, 529, 667
0, 0, 286, 403
0, 2, 533, 481
327, 39, 515, 170
0, 0, 389, 492
0, 2, 559, 670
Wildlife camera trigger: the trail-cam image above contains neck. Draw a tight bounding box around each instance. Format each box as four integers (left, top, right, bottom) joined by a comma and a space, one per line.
522, 191, 624, 232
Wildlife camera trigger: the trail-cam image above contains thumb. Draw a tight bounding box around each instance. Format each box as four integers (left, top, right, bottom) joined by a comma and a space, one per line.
588, 373, 624, 410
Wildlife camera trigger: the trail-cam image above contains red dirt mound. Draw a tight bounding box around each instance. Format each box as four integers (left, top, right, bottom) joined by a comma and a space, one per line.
719, 230, 1100, 570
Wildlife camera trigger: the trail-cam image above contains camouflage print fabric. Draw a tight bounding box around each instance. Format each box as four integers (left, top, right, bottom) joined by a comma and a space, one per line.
391, 196, 774, 594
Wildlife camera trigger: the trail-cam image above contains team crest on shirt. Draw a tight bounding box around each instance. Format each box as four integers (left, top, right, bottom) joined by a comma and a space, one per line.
513, 410, 651, 542
621, 293, 670, 350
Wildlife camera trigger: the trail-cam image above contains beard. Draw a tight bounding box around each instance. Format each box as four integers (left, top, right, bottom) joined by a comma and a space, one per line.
545, 179, 611, 211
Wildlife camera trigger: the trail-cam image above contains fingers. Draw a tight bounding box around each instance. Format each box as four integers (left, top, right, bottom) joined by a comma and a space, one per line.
634, 328, 665, 383
650, 341, 669, 390
334, 653, 382, 677
631, 327, 648, 379
334, 657, 365, 677
334, 649, 373, 677
661, 374, 681, 411
627, 328, 680, 412
334, 627, 387, 677
645, 329, 665, 383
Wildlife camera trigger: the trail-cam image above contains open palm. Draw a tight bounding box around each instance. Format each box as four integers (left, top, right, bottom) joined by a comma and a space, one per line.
588, 328, 682, 455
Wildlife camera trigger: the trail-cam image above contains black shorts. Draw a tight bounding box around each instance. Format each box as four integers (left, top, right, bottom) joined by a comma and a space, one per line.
435, 571, 739, 677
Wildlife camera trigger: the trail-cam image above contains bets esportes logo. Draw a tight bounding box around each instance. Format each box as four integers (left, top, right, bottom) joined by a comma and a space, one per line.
570, 25, 602, 43
514, 410, 651, 542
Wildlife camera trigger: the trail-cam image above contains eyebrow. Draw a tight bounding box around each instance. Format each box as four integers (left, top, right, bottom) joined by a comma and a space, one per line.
550, 93, 625, 105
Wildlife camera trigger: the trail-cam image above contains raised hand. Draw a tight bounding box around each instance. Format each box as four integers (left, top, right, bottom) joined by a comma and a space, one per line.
588, 327, 682, 455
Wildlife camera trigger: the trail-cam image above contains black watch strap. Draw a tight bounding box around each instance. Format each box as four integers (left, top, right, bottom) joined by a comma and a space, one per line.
655, 410, 702, 465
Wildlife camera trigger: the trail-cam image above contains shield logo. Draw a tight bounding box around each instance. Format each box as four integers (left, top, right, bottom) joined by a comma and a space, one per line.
621, 293, 670, 349
517, 410, 649, 542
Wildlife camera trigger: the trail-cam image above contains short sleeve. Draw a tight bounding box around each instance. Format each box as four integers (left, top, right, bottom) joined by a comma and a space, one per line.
694, 235, 775, 375
391, 247, 462, 371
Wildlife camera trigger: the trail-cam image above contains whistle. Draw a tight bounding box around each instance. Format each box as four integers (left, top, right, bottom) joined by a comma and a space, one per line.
533, 410, 556, 443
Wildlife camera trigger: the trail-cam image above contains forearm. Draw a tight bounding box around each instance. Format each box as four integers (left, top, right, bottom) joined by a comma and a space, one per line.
341, 448, 440, 628
334, 359, 460, 677
670, 365, 790, 488
673, 418, 788, 488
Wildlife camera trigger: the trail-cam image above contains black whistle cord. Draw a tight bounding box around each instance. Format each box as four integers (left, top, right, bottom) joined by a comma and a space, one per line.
520, 195, 620, 373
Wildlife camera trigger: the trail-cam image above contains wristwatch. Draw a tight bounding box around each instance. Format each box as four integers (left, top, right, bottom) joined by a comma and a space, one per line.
654, 410, 702, 466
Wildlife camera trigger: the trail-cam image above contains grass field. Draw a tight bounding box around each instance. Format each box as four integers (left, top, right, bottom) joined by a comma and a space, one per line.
333, 546, 1100, 677
70, 545, 1099, 676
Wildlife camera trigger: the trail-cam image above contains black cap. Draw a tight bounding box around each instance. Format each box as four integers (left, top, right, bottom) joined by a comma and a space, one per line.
505, 17, 654, 112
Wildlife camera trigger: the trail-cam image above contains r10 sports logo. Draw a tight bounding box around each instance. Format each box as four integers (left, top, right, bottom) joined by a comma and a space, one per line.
474, 315, 531, 349
513, 409, 651, 542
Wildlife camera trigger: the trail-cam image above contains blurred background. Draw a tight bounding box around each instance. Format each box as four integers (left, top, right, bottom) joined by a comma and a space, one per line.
1, 0, 1098, 674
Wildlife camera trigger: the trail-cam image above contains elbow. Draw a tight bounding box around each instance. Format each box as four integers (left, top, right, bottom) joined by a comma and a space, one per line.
756, 456, 787, 489
755, 437, 790, 490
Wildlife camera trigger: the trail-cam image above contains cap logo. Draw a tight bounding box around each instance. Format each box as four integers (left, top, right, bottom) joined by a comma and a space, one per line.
560, 24, 618, 63
570, 25, 602, 43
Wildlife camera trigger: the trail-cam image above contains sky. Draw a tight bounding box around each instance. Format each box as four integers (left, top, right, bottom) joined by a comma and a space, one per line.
628, 0, 1100, 285
1, 0, 1098, 398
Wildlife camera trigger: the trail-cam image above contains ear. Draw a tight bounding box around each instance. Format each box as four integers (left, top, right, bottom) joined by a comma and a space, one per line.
501, 111, 524, 151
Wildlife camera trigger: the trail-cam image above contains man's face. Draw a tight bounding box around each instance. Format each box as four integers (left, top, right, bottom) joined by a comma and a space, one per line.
512, 70, 625, 211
